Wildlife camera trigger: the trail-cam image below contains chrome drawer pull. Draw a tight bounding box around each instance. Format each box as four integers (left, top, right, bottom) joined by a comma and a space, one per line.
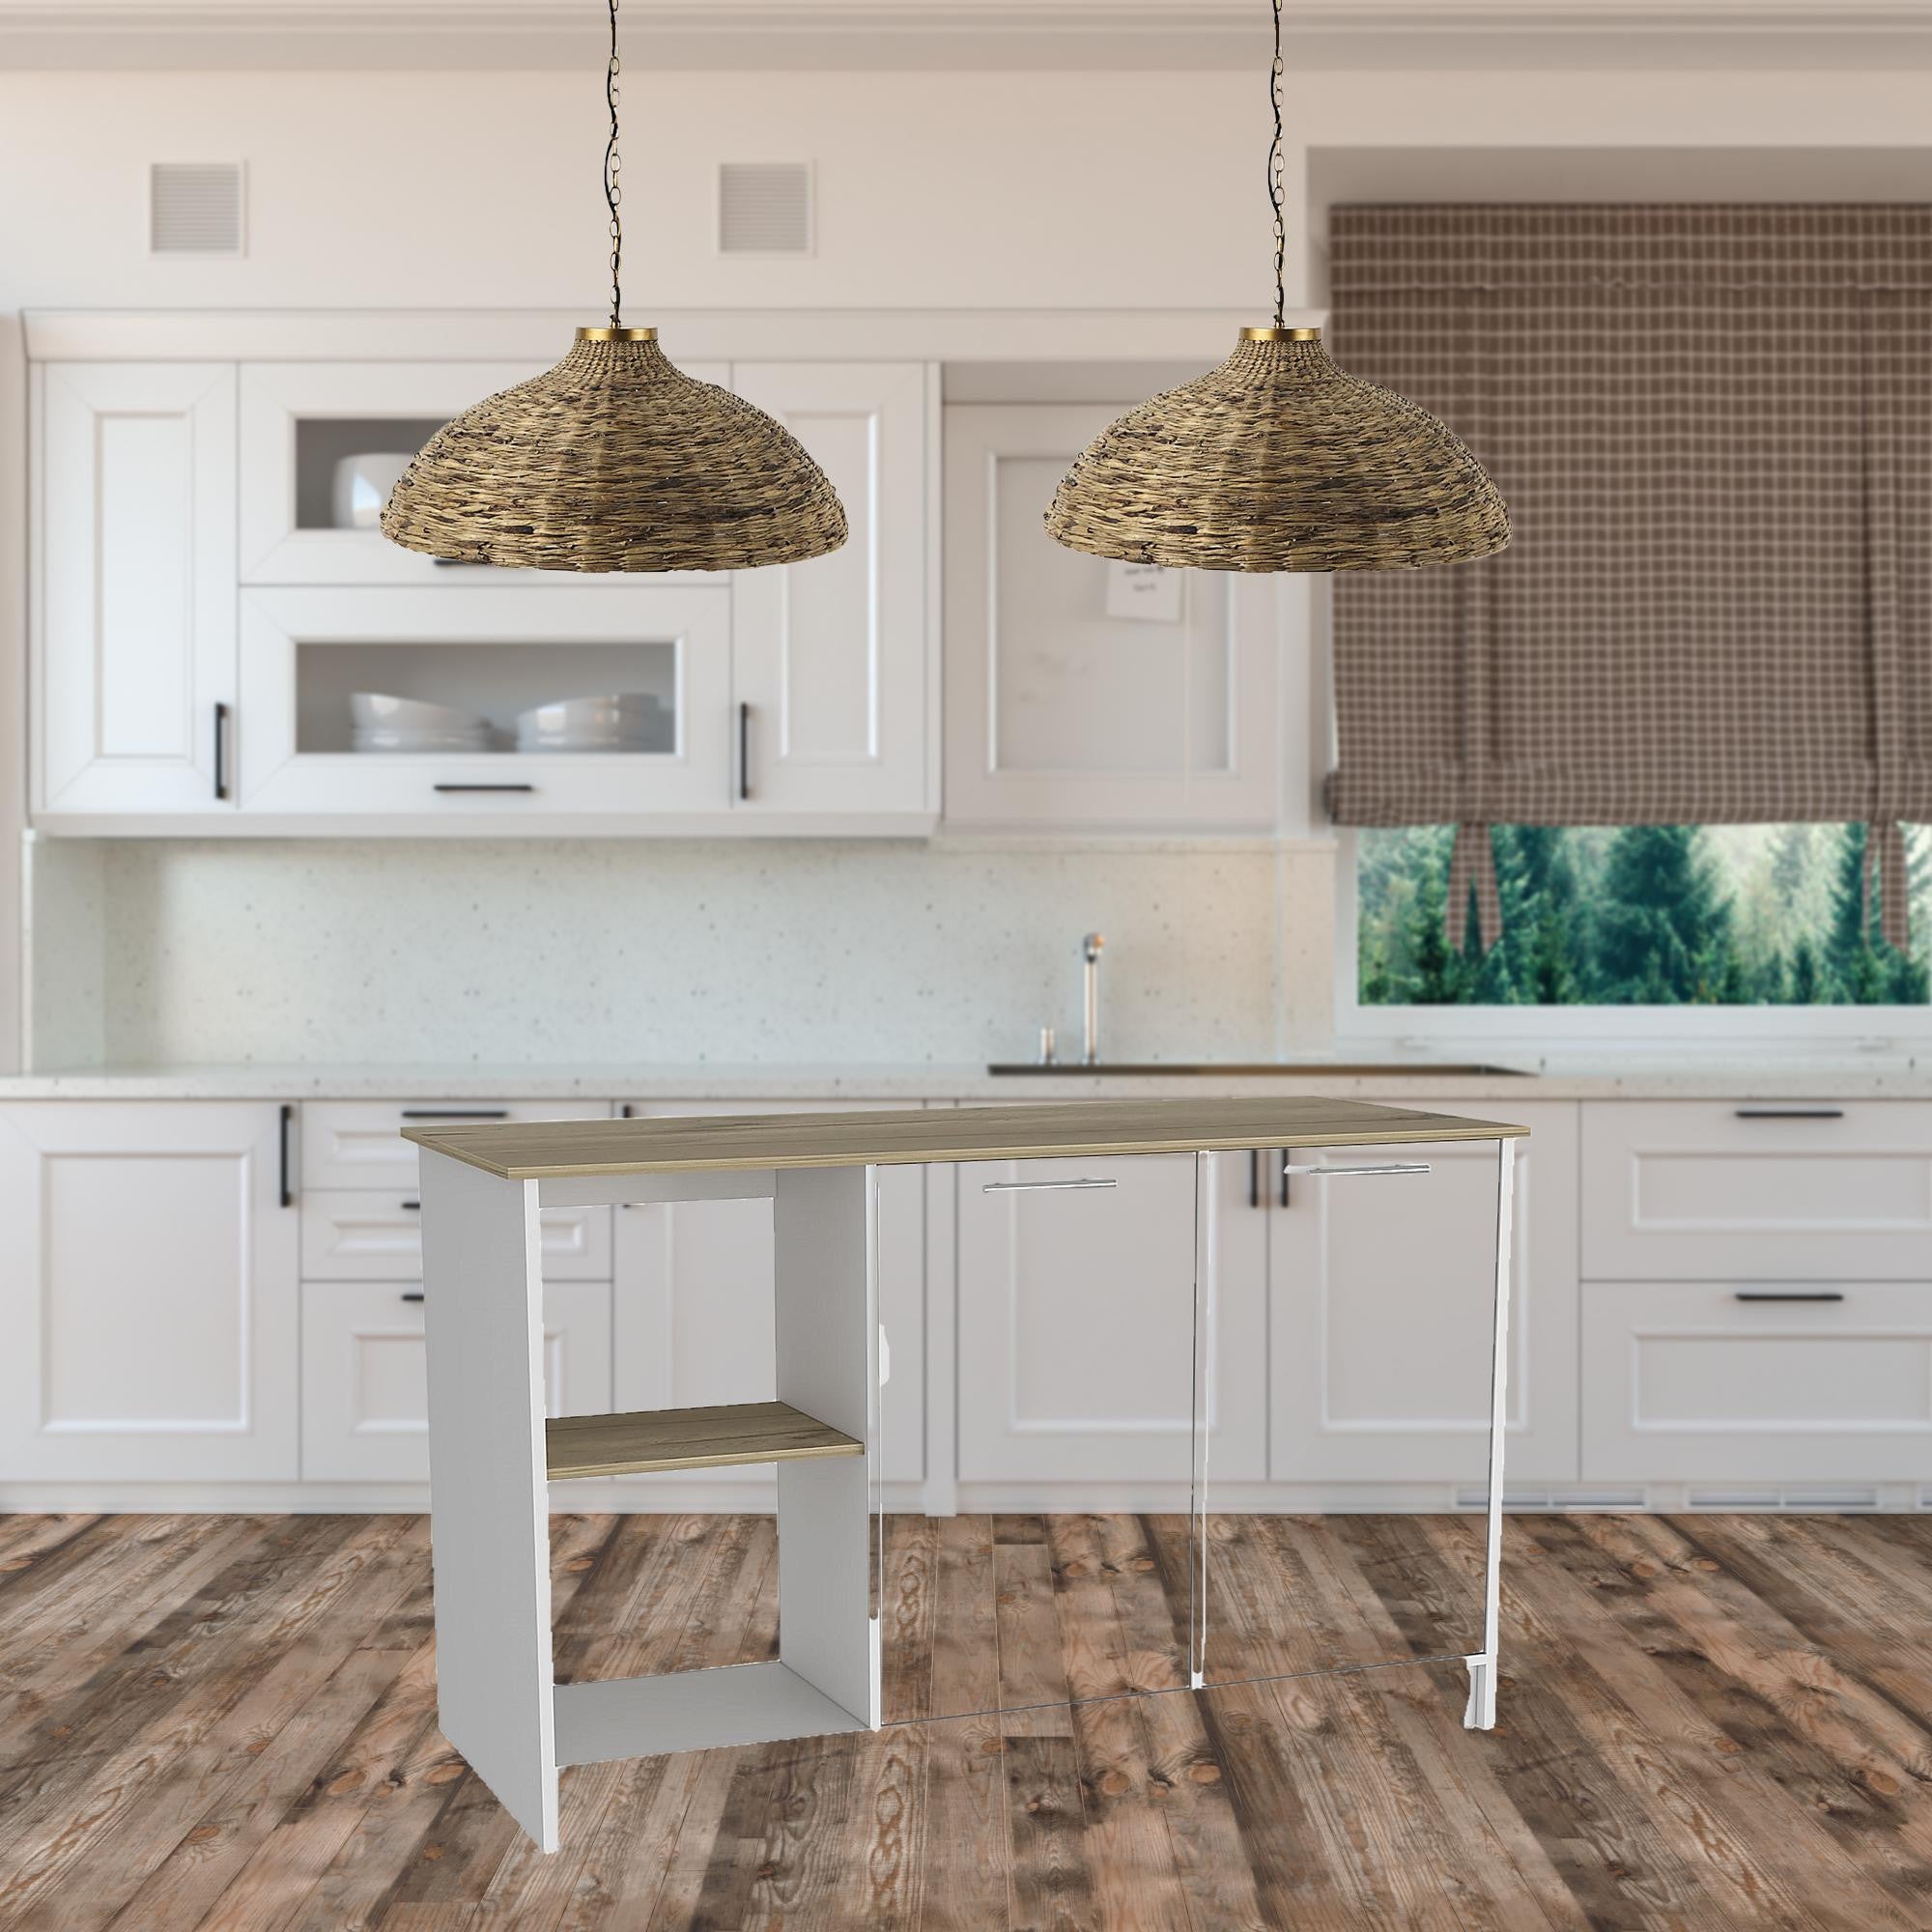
1734, 1290, 1845, 1302
1280, 1162, 1432, 1179
1734, 1107, 1844, 1120
981, 1178, 1118, 1193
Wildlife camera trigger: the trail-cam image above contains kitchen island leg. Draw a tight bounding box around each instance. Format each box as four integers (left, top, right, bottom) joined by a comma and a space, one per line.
1464, 1135, 1518, 1731
417, 1150, 558, 1851
773, 1162, 882, 1730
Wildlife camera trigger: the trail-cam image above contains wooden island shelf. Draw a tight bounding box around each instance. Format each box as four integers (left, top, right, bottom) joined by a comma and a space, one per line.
545, 1401, 863, 1481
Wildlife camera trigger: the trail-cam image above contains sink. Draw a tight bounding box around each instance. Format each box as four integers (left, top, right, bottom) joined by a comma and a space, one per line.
985, 1062, 1530, 1077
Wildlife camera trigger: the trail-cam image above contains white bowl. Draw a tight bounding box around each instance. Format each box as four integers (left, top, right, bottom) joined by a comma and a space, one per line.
517, 693, 669, 753
331, 452, 414, 531
351, 692, 487, 734
351, 725, 493, 754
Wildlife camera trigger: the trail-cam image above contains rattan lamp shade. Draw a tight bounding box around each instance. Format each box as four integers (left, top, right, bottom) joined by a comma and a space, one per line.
1045, 327, 1509, 573
381, 328, 847, 572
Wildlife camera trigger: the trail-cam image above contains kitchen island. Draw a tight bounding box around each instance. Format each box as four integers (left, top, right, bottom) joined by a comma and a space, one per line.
405, 1095, 1527, 1852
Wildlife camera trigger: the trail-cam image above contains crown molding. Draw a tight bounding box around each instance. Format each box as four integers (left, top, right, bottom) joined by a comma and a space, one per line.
2, 1, 1930, 70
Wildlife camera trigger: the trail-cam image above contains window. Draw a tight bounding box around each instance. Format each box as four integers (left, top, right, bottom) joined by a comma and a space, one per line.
1357, 824, 1932, 1009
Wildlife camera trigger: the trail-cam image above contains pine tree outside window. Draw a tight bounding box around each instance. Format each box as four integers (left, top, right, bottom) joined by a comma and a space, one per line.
1354, 824, 1932, 1014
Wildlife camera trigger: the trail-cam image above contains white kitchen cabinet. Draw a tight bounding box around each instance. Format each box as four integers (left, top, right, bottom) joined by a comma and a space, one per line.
955, 1148, 1267, 1485
35, 362, 238, 817
1270, 1101, 1578, 1487
1580, 1281, 1932, 1483
0, 1102, 298, 1483
237, 584, 733, 821
942, 403, 1279, 829
300, 1281, 611, 1484
729, 363, 934, 819
612, 1101, 927, 1484
1581, 1100, 1932, 1282
36, 344, 934, 835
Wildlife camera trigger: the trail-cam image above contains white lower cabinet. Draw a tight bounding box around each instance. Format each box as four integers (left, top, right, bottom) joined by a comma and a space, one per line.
301, 1281, 611, 1484
14, 1089, 1932, 1503
1269, 1101, 1579, 1487
956, 1149, 1266, 1485
612, 1102, 927, 1484
1580, 1281, 1932, 1483
0, 1102, 298, 1483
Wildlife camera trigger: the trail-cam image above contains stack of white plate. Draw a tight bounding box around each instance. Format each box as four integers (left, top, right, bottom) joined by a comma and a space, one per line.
516, 694, 670, 754
350, 692, 491, 753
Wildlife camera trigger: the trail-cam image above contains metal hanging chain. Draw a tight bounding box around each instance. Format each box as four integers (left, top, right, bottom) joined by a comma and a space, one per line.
1268, 0, 1286, 328
604, 0, 623, 328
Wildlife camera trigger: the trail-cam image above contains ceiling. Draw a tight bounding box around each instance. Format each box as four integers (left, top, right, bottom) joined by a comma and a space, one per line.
4, 1, 1931, 71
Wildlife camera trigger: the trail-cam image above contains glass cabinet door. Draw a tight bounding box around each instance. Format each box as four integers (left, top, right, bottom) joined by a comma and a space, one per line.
237, 583, 733, 820
239, 361, 728, 587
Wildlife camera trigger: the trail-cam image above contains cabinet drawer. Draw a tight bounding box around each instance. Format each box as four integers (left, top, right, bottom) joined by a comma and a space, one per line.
301, 1099, 611, 1192
302, 1191, 611, 1281
1581, 1101, 1932, 1280
1580, 1280, 1932, 1482
300, 1281, 611, 1484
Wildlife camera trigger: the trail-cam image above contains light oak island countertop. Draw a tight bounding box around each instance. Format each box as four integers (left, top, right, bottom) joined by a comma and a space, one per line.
403, 1095, 1529, 1180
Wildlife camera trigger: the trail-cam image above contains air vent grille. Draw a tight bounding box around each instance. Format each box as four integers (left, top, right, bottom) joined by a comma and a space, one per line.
718, 162, 812, 256
150, 162, 243, 255
1455, 1488, 1646, 1513
1687, 1485, 1879, 1512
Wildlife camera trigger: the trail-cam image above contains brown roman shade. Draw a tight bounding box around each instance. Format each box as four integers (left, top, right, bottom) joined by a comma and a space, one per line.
1324, 205, 1932, 950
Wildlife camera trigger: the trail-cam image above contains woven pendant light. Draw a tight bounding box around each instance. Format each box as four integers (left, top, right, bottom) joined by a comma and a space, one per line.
383, 2, 845, 573
1045, 4, 1507, 574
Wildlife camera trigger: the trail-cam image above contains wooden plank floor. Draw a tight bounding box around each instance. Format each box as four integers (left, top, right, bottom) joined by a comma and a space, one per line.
4, 1513, 1932, 1929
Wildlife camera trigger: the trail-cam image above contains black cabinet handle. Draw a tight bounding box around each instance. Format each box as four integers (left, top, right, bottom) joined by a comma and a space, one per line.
278, 1104, 293, 1208
1734, 1107, 1844, 1121
213, 701, 230, 801
738, 702, 752, 802
434, 783, 535, 793
1734, 1290, 1845, 1302
1248, 1150, 1260, 1208
401, 1109, 508, 1120
399, 1199, 420, 1211
401, 1291, 425, 1303
1280, 1150, 1292, 1209
619, 1104, 635, 1120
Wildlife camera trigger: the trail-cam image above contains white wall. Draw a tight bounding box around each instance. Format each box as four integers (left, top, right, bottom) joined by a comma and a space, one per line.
6, 54, 1929, 1069
3, 64, 1927, 318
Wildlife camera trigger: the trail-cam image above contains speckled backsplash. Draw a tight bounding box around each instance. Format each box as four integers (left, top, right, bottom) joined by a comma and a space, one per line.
29, 837, 1338, 1069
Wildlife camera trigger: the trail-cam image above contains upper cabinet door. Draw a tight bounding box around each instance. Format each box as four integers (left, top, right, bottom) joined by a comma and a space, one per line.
942, 403, 1279, 830
37, 362, 238, 816
728, 363, 935, 821
239, 360, 728, 586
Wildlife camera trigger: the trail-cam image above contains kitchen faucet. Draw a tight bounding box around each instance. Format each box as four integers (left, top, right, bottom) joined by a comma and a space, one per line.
1081, 932, 1105, 1065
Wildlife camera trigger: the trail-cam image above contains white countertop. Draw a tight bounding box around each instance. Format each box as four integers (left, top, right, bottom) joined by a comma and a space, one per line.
4, 1058, 1931, 1102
